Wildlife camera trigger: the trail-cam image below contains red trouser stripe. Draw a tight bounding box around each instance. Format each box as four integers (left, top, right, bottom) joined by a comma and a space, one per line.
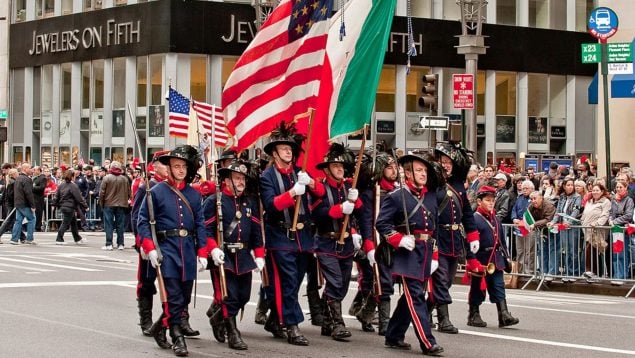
403, 277, 432, 349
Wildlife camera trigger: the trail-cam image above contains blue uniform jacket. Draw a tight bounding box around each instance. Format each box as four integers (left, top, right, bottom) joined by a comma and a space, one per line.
437, 178, 478, 256
202, 190, 263, 275
131, 177, 161, 237
138, 181, 207, 281
260, 164, 319, 252
311, 177, 362, 258
375, 185, 439, 281
468, 210, 509, 271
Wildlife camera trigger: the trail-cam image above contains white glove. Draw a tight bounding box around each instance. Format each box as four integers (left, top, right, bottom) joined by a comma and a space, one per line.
140, 247, 149, 260
352, 233, 362, 250
198, 257, 208, 272
297, 171, 311, 186
367, 249, 376, 266
148, 250, 159, 268
399, 235, 416, 251
347, 188, 359, 202
342, 201, 355, 215
292, 182, 306, 196
470, 240, 480, 254
211, 248, 225, 266
431, 259, 439, 274
254, 257, 265, 273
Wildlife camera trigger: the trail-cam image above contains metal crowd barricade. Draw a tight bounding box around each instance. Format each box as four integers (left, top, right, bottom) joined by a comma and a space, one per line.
44, 194, 101, 232
533, 224, 634, 298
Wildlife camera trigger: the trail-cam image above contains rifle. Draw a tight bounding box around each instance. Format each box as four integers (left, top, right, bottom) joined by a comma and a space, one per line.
393, 148, 411, 237
372, 183, 383, 297
126, 102, 167, 304
290, 108, 315, 236
337, 124, 367, 245
214, 155, 228, 300
258, 197, 269, 287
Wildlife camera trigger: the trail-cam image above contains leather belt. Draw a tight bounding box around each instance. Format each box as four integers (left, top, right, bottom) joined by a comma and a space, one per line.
319, 232, 350, 240
224, 242, 245, 253
157, 229, 192, 237
414, 234, 430, 242
441, 224, 463, 231
271, 221, 306, 230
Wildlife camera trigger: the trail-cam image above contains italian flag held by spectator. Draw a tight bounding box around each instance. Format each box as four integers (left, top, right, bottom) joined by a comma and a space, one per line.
519, 210, 535, 237
611, 225, 625, 253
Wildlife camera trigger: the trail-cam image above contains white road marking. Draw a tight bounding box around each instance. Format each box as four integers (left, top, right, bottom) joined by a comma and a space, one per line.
15, 255, 137, 271
0, 257, 102, 271
0, 280, 137, 288
462, 329, 635, 355
0, 262, 54, 272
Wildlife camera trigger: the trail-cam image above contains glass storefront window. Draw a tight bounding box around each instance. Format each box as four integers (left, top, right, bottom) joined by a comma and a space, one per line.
33, 67, 41, 116
41, 65, 53, 113
549, 75, 566, 119
575, 0, 594, 32
495, 72, 516, 116
111, 147, 125, 164
82, 62, 90, 110
113, 58, 126, 109
412, 0, 431, 18
150, 55, 163, 105
443, 1, 461, 21
190, 55, 207, 101
60, 146, 71, 166
137, 56, 147, 107
222, 57, 238, 88
528, 73, 548, 117
62, 0, 73, 15
15, 0, 26, 22
476, 71, 485, 116
405, 67, 425, 112
529, 0, 549, 29
376, 66, 395, 113
93, 59, 104, 109
62, 63, 72, 110
41, 146, 52, 168
497, 0, 516, 26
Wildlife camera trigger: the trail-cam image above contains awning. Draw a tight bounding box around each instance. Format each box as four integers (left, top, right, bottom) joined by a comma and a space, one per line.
588, 72, 598, 104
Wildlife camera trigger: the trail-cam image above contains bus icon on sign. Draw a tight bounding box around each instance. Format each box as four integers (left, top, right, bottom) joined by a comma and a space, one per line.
595, 9, 611, 28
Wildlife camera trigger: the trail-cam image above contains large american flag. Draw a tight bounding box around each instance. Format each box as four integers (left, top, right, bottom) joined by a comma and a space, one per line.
222, 0, 333, 151
168, 87, 227, 146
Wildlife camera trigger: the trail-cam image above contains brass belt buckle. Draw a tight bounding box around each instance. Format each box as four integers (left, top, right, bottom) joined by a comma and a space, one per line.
451, 224, 459, 230
179, 229, 188, 237
296, 223, 305, 230
419, 234, 429, 241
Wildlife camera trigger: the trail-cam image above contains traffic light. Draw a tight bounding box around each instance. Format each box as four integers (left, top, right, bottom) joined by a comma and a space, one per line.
419, 74, 438, 112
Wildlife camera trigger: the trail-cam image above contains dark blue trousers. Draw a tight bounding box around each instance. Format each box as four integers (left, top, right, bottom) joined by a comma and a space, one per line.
355, 257, 374, 296
318, 254, 353, 300
378, 261, 394, 301
468, 270, 506, 305
386, 276, 437, 350
136, 255, 157, 298
223, 270, 253, 317
162, 278, 193, 327
266, 249, 308, 326
430, 254, 459, 305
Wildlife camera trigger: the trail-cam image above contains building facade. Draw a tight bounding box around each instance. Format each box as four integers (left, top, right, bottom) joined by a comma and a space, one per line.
5, 0, 603, 168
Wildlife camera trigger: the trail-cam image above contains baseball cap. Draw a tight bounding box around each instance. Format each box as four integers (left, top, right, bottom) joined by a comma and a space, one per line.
494, 173, 507, 181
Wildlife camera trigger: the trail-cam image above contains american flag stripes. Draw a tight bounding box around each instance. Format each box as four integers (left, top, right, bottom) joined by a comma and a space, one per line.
168, 87, 228, 147
222, 0, 333, 151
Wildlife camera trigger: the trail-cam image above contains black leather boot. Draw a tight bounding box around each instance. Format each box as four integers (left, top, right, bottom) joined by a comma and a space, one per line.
286, 324, 309, 346
264, 308, 286, 339
206, 302, 226, 343
137, 296, 153, 336
307, 289, 324, 326
348, 290, 363, 316
496, 300, 519, 327
357, 293, 376, 332
422, 343, 445, 356
426, 300, 435, 329
254, 295, 268, 325
467, 305, 487, 327
150, 315, 171, 349
436, 304, 458, 334
170, 325, 188, 357
225, 316, 248, 350
377, 300, 390, 336
321, 296, 333, 336
328, 300, 352, 341
385, 339, 411, 350
180, 308, 200, 337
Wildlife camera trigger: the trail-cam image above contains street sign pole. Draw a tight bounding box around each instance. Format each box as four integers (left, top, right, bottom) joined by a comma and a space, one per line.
601, 41, 612, 191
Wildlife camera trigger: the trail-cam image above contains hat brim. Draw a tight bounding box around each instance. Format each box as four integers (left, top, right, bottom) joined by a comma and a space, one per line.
158, 154, 189, 166
398, 154, 434, 169
263, 140, 302, 156
316, 161, 354, 171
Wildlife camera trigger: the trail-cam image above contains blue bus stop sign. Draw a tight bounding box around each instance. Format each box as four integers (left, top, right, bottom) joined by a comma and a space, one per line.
588, 7, 618, 42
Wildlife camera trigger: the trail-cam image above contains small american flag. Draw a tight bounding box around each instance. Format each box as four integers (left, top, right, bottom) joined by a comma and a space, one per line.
168, 87, 190, 138
192, 101, 228, 147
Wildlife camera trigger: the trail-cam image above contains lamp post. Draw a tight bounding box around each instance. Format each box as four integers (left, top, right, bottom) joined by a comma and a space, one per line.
456, 0, 487, 156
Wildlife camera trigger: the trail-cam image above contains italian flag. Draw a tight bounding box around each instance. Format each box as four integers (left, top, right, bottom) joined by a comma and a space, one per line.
611, 225, 625, 254
298, 0, 396, 177
518, 210, 535, 237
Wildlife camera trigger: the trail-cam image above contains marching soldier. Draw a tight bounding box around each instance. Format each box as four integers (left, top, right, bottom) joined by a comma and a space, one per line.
429, 142, 480, 334
375, 152, 444, 357
203, 159, 265, 350
311, 143, 362, 341
260, 122, 325, 346
465, 186, 519, 328
137, 145, 209, 357
131, 150, 169, 344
